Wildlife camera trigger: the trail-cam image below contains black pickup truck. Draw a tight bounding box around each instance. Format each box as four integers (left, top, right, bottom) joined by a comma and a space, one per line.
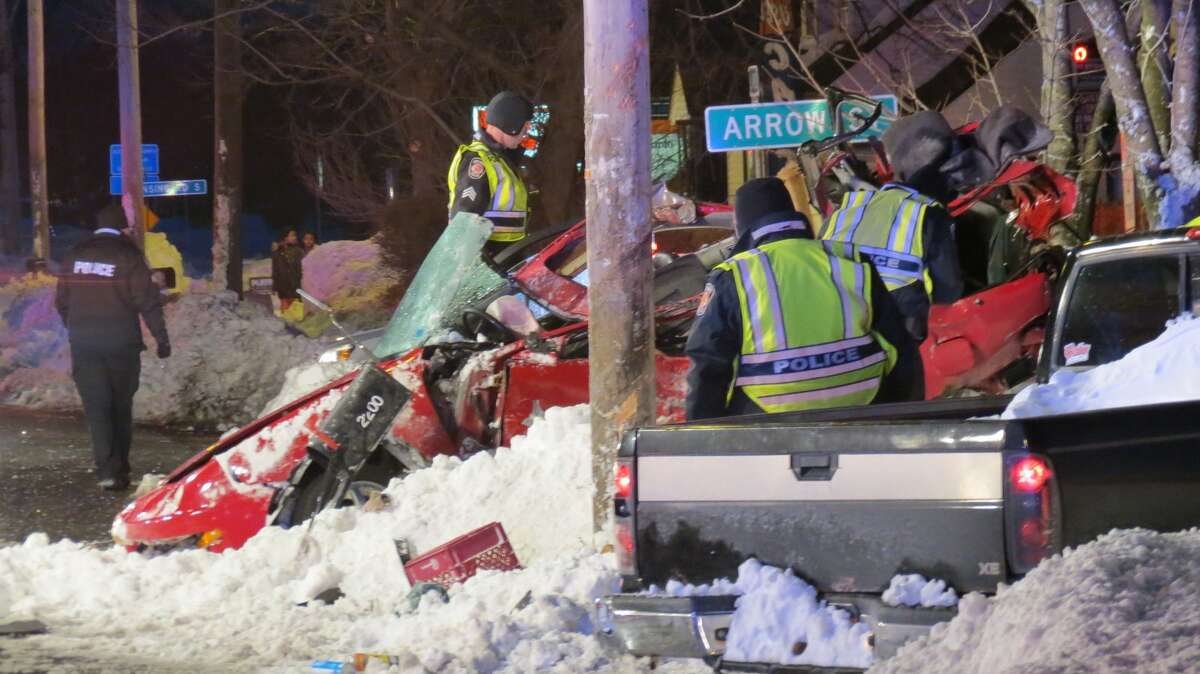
596, 227, 1200, 670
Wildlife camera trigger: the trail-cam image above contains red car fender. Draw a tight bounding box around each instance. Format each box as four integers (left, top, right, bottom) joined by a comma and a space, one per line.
921, 271, 1051, 396
497, 346, 690, 445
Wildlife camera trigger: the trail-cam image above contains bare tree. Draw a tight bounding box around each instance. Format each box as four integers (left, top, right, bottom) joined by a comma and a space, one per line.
1023, 0, 1077, 175
1079, 0, 1200, 228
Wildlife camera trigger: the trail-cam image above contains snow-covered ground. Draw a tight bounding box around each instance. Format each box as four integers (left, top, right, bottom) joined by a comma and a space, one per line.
872, 528, 1200, 674
3, 306, 1200, 671
0, 406, 702, 673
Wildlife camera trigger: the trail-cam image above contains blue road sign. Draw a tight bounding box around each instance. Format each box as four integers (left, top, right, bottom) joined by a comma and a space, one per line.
110, 177, 207, 197
109, 144, 160, 176
704, 95, 898, 152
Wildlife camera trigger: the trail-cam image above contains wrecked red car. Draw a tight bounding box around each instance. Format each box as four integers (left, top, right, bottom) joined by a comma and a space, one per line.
116, 129, 1076, 553
113, 209, 734, 552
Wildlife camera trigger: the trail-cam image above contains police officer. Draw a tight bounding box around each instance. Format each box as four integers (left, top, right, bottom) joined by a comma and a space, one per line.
821, 111, 964, 341
686, 178, 921, 420
55, 203, 171, 490
447, 90, 534, 253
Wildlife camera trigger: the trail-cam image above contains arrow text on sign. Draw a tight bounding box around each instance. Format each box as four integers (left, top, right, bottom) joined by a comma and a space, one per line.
721, 109, 827, 143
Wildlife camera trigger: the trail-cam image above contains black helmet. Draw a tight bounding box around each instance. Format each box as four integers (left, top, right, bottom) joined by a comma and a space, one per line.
485, 91, 534, 136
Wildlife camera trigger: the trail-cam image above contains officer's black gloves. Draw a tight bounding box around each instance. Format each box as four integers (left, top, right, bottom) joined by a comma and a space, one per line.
157, 341, 172, 359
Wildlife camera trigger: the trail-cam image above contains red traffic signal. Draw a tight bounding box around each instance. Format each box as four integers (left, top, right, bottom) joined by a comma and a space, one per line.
1072, 44, 1089, 63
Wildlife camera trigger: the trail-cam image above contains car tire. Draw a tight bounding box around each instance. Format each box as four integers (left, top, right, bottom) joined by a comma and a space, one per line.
277, 450, 406, 527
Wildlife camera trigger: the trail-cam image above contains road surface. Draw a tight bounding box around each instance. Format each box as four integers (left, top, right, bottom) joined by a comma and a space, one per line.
0, 406, 217, 546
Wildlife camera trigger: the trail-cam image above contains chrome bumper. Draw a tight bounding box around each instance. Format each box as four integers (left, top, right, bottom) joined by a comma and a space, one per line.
594, 594, 738, 658
595, 593, 956, 666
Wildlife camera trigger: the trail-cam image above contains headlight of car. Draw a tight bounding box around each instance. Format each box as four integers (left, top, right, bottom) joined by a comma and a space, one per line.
318, 345, 354, 363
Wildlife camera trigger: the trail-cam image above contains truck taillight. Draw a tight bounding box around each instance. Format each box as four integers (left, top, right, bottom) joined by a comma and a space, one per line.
1011, 457, 1051, 493
1005, 453, 1060, 575
615, 463, 633, 498
613, 458, 637, 579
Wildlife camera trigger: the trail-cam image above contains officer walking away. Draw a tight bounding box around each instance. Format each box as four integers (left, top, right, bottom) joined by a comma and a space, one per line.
686, 178, 921, 420
447, 90, 535, 255
55, 203, 171, 490
821, 110, 964, 342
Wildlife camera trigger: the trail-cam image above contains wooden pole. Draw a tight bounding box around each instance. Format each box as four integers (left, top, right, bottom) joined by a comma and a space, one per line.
213, 0, 244, 296
583, 0, 654, 533
116, 0, 144, 247
0, 0, 21, 255
27, 0, 49, 259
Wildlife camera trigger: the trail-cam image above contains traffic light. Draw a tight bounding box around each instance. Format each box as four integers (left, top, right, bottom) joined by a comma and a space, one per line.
1070, 39, 1099, 71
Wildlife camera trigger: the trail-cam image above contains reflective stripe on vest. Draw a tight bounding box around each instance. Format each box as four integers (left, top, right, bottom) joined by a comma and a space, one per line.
714, 239, 898, 413
447, 140, 528, 242
821, 185, 934, 296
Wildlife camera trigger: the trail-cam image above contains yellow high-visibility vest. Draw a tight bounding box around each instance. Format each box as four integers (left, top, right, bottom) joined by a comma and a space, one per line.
447, 140, 528, 242
821, 185, 936, 296
714, 238, 897, 413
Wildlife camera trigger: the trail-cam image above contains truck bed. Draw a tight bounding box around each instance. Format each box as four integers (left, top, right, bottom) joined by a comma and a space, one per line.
625, 397, 1200, 594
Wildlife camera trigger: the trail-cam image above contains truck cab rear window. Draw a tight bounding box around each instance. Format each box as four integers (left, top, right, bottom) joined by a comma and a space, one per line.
1058, 255, 1182, 368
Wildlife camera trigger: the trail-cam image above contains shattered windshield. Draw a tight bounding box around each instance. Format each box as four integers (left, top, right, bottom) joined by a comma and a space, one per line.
375, 213, 504, 357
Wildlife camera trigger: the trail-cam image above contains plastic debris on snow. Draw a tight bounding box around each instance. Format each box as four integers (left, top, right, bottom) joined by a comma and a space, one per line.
869, 529, 1200, 674
1003, 313, 1200, 418
881, 574, 958, 608
0, 405, 698, 673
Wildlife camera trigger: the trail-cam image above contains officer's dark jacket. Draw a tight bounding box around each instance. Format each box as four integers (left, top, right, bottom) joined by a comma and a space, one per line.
55, 230, 168, 351
685, 213, 923, 421
895, 193, 962, 340
448, 132, 525, 218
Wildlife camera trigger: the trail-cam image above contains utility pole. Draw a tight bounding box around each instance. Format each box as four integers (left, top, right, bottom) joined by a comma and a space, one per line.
213, 0, 244, 296
27, 0, 48, 259
583, 0, 654, 533
116, 0, 144, 247
0, 0, 21, 255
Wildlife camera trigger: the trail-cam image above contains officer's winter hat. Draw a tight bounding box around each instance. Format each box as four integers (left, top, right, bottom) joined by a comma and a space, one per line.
732, 178, 809, 253
94, 202, 127, 231
486, 91, 534, 136
734, 178, 799, 238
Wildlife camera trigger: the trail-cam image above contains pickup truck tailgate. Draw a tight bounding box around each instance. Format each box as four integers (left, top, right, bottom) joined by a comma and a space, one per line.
631, 417, 1017, 594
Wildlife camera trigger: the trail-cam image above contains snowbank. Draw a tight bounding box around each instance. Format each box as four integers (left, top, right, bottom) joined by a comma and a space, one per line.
870, 528, 1200, 674
302, 238, 401, 330
881, 574, 958, 609
647, 562, 875, 668
0, 280, 325, 428
725, 560, 873, 668
0, 406, 682, 673
1004, 315, 1200, 418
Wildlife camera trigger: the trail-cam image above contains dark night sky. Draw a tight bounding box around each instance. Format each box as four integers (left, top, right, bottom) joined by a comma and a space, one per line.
9, 0, 312, 236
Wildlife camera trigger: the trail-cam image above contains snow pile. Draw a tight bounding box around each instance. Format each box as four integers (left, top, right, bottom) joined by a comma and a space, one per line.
1004, 314, 1200, 418
881, 574, 958, 608
647, 561, 873, 669
0, 406, 659, 672
302, 238, 401, 331
259, 360, 357, 416
724, 560, 873, 669
0, 283, 325, 428
870, 528, 1200, 674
